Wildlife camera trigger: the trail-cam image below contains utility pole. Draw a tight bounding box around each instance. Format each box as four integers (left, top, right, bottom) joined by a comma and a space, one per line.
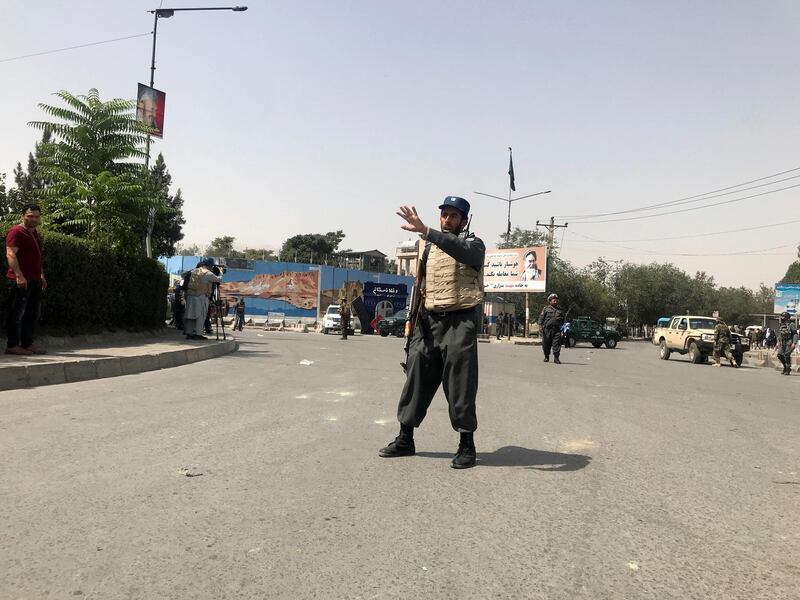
535, 216, 568, 294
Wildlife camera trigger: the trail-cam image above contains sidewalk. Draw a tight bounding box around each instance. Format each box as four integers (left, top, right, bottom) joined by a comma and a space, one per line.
0, 329, 237, 391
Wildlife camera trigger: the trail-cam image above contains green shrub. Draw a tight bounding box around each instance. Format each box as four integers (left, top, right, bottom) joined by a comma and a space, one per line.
0, 228, 168, 336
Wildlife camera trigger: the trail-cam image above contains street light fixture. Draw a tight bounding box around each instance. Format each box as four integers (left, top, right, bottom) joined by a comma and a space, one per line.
474, 189, 551, 238
143, 5, 248, 258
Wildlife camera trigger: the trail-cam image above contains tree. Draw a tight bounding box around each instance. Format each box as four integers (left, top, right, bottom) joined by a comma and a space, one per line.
3, 130, 53, 219
146, 153, 185, 257
206, 236, 242, 257
279, 231, 346, 262
754, 283, 775, 313
613, 263, 695, 326
782, 261, 800, 284
28, 88, 155, 254
323, 230, 346, 251
0, 173, 8, 214
496, 227, 550, 251
584, 257, 623, 289
176, 243, 201, 256
243, 248, 277, 261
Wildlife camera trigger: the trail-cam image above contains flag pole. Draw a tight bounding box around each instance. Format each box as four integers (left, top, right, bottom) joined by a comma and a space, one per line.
506, 147, 513, 238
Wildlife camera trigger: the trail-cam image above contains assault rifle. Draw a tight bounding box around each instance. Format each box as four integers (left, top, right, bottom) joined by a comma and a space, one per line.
400, 242, 425, 373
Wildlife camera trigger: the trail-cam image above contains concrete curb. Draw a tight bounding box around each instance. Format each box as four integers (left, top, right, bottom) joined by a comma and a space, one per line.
0, 339, 237, 391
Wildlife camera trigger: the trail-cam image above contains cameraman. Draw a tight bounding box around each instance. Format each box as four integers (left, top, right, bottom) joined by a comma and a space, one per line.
183, 258, 222, 340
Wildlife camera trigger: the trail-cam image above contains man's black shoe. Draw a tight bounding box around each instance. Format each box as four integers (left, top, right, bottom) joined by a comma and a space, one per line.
543, 356, 549, 363
451, 445, 476, 469
378, 437, 415, 458
554, 356, 561, 364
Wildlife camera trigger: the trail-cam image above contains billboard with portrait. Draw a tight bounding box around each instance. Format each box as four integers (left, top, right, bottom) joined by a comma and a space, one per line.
774, 283, 800, 315
483, 246, 547, 292
136, 83, 166, 138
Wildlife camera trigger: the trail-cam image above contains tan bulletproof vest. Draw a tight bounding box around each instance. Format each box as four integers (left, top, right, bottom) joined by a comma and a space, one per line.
187, 268, 212, 296
424, 245, 484, 311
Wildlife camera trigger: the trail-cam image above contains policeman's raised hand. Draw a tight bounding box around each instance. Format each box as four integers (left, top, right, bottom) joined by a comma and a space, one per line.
397, 205, 427, 234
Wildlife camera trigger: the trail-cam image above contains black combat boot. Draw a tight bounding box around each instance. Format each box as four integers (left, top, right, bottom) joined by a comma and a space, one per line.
543, 355, 549, 363
451, 432, 476, 469
554, 354, 561, 364
379, 424, 415, 458
778, 355, 787, 375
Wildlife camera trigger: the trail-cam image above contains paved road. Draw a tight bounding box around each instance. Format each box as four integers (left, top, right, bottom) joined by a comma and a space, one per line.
2, 330, 798, 599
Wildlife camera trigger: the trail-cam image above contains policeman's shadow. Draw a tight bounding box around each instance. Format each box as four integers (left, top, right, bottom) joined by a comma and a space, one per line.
416, 445, 591, 471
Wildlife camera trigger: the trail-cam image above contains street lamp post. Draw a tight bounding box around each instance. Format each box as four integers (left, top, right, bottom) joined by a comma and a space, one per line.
143, 5, 248, 258
474, 188, 552, 239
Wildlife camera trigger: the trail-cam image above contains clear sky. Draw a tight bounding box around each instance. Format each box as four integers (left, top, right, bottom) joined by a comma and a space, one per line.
2, 0, 798, 289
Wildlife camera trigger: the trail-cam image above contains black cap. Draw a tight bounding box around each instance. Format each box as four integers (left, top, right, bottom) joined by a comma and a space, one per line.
438, 196, 470, 217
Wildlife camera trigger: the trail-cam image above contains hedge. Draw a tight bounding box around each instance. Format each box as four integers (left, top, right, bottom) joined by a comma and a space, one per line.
0, 228, 169, 336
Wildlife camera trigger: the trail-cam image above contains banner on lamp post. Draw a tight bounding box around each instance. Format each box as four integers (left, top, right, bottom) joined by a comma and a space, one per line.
136, 83, 166, 138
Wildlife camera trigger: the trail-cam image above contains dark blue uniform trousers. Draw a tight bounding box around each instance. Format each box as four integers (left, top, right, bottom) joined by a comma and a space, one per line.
397, 307, 479, 433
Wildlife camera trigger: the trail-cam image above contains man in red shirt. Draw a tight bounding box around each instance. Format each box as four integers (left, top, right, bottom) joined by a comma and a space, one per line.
5, 204, 47, 355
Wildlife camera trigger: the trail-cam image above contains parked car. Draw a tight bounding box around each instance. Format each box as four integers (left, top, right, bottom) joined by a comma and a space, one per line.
377, 310, 408, 337
564, 317, 621, 349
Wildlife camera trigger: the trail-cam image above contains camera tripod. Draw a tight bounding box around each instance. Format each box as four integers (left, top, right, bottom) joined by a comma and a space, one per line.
210, 283, 227, 341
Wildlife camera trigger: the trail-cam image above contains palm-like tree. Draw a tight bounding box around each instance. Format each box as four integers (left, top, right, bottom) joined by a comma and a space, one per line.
28, 88, 157, 252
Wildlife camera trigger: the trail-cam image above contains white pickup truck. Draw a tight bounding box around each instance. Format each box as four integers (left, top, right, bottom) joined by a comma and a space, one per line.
321, 305, 355, 335
655, 315, 749, 366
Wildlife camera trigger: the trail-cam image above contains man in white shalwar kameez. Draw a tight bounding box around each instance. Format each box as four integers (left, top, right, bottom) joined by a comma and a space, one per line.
183, 258, 222, 339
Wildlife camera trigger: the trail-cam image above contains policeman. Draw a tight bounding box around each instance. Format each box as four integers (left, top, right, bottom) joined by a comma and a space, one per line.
538, 293, 565, 363
379, 197, 485, 469
776, 311, 797, 375
712, 317, 737, 368
339, 299, 351, 340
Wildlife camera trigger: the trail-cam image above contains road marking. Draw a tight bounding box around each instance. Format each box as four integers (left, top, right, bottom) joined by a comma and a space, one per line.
374, 419, 392, 425
295, 394, 310, 399
560, 438, 596, 452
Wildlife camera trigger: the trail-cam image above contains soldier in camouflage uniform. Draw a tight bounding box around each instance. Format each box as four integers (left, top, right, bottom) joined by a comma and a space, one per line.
776, 311, 797, 375
712, 317, 737, 368
339, 300, 351, 340
538, 293, 565, 364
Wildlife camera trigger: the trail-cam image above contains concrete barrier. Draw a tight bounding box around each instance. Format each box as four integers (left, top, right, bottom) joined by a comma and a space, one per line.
0, 339, 237, 391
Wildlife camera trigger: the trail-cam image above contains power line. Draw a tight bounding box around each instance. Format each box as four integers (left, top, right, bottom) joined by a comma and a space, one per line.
569, 231, 795, 257
571, 182, 800, 224
0, 32, 151, 64
557, 166, 800, 220
567, 217, 800, 243
566, 174, 800, 222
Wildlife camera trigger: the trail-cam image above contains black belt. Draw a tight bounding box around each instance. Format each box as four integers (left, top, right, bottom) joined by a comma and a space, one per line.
423, 307, 476, 318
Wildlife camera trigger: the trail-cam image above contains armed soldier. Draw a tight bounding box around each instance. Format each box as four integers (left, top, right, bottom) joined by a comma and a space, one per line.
712, 317, 738, 368
379, 196, 485, 469
776, 311, 797, 375
339, 299, 351, 340
538, 293, 565, 363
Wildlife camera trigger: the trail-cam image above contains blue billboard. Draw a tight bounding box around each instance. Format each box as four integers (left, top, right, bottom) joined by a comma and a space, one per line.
774, 284, 800, 314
